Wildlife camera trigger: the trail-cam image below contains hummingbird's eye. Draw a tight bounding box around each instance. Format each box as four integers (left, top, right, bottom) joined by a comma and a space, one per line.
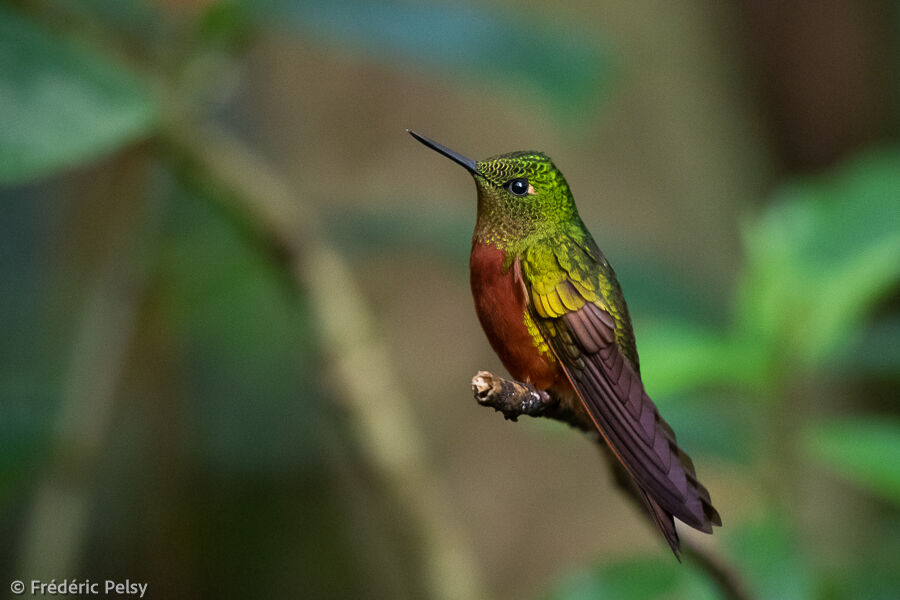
506, 178, 530, 196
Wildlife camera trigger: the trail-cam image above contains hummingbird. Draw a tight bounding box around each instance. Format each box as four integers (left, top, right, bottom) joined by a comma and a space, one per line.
408, 130, 721, 556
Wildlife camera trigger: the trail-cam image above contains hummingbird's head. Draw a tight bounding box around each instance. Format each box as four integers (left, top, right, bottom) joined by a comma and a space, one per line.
408, 131, 578, 242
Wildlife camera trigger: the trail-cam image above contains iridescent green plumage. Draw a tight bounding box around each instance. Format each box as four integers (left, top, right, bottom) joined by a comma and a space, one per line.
409, 131, 721, 556
472, 151, 639, 366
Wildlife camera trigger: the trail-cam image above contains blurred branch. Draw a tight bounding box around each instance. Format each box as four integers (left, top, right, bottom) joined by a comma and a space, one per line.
472, 371, 752, 600
12, 3, 487, 595
682, 538, 752, 600
162, 120, 489, 600
19, 149, 158, 578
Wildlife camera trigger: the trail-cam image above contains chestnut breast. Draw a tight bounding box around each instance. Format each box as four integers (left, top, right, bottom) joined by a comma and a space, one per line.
469, 241, 563, 390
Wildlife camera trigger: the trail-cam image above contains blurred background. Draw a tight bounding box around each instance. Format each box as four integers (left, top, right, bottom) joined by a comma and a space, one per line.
1, 0, 899, 598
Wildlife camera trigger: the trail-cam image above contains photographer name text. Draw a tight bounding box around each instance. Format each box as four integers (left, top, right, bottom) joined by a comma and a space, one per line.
10, 579, 148, 598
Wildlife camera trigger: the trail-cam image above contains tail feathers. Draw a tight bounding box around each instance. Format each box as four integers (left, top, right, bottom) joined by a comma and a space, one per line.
602, 445, 681, 558
637, 487, 681, 560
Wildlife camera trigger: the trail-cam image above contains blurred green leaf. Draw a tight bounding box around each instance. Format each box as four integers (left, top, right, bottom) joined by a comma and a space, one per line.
829, 566, 900, 600
200, 0, 254, 47
0, 5, 157, 184
638, 319, 767, 396
249, 0, 613, 114
726, 515, 816, 600
802, 417, 900, 505
737, 149, 900, 370
823, 514, 900, 600
545, 556, 718, 600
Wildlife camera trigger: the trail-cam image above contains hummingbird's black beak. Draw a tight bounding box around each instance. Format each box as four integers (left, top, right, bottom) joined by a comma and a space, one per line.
407, 130, 478, 174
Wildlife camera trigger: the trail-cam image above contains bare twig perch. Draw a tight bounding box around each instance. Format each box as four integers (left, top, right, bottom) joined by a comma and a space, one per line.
471, 370, 753, 600
472, 370, 601, 439
472, 370, 550, 417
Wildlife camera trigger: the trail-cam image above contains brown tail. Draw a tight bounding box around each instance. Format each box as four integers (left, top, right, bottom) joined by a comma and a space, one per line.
635, 485, 681, 559
600, 443, 682, 558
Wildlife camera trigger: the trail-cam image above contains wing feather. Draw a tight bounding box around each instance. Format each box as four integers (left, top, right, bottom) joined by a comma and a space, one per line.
522, 234, 721, 538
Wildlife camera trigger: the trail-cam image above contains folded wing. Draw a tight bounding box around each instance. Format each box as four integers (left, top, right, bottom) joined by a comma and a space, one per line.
521, 234, 721, 539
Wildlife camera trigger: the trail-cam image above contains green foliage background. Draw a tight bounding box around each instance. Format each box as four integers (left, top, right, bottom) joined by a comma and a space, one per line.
1, 1, 898, 599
